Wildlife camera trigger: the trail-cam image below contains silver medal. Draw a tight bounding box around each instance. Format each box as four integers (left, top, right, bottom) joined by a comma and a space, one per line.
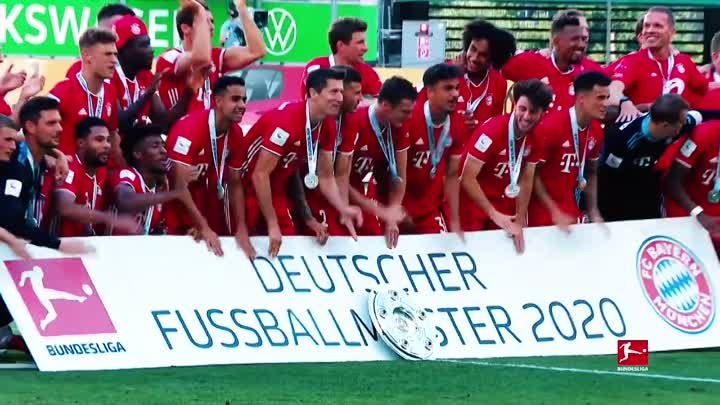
708, 190, 720, 204
217, 184, 225, 200
304, 173, 319, 189
577, 178, 587, 191
505, 183, 520, 199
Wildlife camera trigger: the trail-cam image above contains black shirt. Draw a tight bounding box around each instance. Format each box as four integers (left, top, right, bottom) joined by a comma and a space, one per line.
0, 143, 59, 249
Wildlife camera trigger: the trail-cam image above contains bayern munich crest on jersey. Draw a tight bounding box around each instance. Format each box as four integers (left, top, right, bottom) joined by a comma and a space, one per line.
637, 236, 715, 334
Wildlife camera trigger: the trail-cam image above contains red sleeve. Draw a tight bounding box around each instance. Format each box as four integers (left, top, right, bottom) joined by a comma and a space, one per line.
65, 60, 81, 79
0, 98, 11, 116
360, 63, 382, 97
336, 112, 359, 155
299, 60, 321, 99
260, 117, 296, 157
48, 80, 67, 102
675, 125, 712, 168
56, 163, 81, 197
588, 123, 604, 160
318, 116, 339, 153
394, 121, 411, 152
501, 52, 537, 82
610, 56, 636, 88
491, 72, 508, 117
156, 49, 182, 77
467, 121, 500, 162
111, 168, 141, 192
166, 118, 201, 165
227, 125, 248, 170
526, 128, 544, 164
687, 60, 709, 96
449, 113, 468, 156
213, 47, 228, 74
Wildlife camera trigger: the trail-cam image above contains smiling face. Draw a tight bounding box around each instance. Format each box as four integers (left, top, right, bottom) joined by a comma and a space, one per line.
643, 11, 674, 51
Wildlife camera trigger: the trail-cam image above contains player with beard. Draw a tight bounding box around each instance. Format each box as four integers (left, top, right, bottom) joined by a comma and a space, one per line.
502, 14, 603, 112
529, 71, 611, 231
401, 63, 467, 235
165, 75, 249, 257
45, 117, 139, 237
232, 69, 363, 258
459, 80, 552, 252
49, 29, 120, 156
610, 7, 712, 122
156, 0, 266, 113
112, 15, 195, 130
107, 125, 197, 235
297, 65, 364, 237
300, 18, 382, 99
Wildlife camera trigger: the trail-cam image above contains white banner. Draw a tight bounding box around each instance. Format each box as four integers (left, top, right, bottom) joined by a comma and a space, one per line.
0, 217, 718, 372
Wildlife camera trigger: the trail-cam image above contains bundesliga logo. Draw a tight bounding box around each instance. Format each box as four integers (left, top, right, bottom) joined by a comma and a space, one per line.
617, 340, 649, 372
637, 236, 715, 334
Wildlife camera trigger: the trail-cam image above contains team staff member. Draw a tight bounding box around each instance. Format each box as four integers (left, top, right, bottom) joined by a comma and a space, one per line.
300, 18, 382, 99
597, 94, 720, 221
459, 80, 553, 252
530, 71, 611, 230
402, 64, 467, 235
665, 120, 720, 247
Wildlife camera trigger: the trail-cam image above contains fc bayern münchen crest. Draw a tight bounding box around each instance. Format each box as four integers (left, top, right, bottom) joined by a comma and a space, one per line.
368, 289, 439, 360
637, 236, 715, 334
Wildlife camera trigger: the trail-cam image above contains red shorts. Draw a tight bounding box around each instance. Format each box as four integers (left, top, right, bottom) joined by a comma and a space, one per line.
403, 212, 447, 234
460, 196, 514, 232
245, 195, 296, 236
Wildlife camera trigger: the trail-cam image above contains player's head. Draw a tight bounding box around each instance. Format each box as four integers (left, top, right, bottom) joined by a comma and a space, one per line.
643, 7, 675, 51
551, 15, 585, 65
121, 124, 167, 174
97, 4, 135, 29
0, 115, 18, 162
75, 117, 111, 167
711, 31, 720, 72
329, 18, 368, 64
634, 16, 646, 49
512, 80, 553, 133
377, 76, 417, 126
113, 16, 153, 71
176, 1, 213, 42
554, 9, 589, 46
19, 97, 62, 151
79, 28, 118, 80
462, 19, 516, 74
574, 71, 611, 121
306, 68, 345, 117
332, 65, 363, 113
423, 63, 461, 114
213, 75, 247, 123
648, 93, 689, 140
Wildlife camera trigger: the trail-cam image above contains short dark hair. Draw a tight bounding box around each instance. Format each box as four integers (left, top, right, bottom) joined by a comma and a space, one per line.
646, 6, 675, 28
649, 94, 689, 125
573, 71, 612, 94
423, 63, 461, 88
462, 19, 516, 69
0, 115, 16, 130
213, 75, 246, 97
554, 9, 585, 20
305, 68, 345, 98
711, 31, 720, 54
331, 65, 363, 86
551, 15, 581, 36
19, 97, 60, 129
120, 125, 164, 167
79, 28, 117, 49
176, 2, 211, 40
328, 18, 367, 54
378, 76, 417, 106
512, 79, 553, 111
97, 4, 135, 22
75, 117, 108, 140
635, 16, 644, 37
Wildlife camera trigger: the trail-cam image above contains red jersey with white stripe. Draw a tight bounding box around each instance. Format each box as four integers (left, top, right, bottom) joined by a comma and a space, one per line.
48, 76, 119, 154
156, 47, 226, 113
300, 56, 382, 97
165, 109, 245, 235
666, 121, 720, 217
106, 167, 166, 235
609, 50, 708, 106
502, 51, 604, 112
528, 109, 604, 226
404, 106, 467, 220
45, 156, 108, 237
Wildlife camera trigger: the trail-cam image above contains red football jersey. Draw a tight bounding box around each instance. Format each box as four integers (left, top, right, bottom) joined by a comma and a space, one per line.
112, 67, 154, 120
106, 167, 165, 235
0, 97, 11, 116
165, 109, 245, 235
156, 47, 226, 113
502, 51, 604, 112
404, 106, 467, 219
48, 76, 119, 154
46, 156, 108, 237
696, 88, 720, 110
65, 59, 82, 79
666, 121, 720, 217
610, 50, 708, 106
300, 56, 382, 98
458, 114, 541, 224
528, 109, 604, 225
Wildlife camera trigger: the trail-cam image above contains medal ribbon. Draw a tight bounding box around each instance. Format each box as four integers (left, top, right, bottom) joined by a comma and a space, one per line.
507, 113, 526, 190
133, 167, 156, 235
423, 101, 451, 177
208, 110, 229, 199
76, 72, 104, 117
116, 65, 140, 106
369, 104, 398, 180
305, 102, 321, 180
647, 49, 675, 94
465, 71, 490, 113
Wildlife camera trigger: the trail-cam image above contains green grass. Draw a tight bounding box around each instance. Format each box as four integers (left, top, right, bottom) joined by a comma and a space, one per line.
0, 352, 718, 405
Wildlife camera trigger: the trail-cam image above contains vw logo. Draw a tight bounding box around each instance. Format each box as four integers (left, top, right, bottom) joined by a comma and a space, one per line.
262, 8, 297, 56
